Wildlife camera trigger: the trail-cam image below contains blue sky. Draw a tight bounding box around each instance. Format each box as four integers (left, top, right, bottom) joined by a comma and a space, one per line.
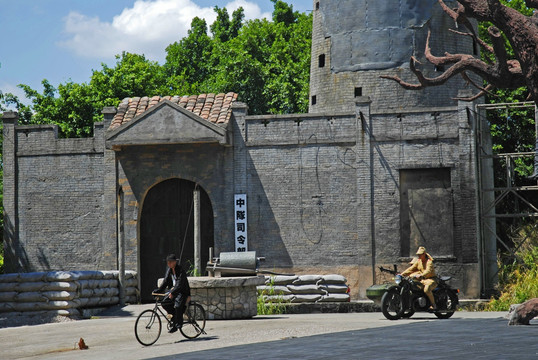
0, 0, 312, 103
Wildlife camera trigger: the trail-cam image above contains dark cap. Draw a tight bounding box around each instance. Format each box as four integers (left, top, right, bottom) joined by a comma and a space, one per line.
166, 254, 179, 262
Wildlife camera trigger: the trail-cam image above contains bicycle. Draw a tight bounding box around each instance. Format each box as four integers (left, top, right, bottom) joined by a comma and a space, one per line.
134, 292, 207, 346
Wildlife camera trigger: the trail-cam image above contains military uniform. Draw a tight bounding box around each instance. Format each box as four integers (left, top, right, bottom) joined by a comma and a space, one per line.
401, 247, 437, 307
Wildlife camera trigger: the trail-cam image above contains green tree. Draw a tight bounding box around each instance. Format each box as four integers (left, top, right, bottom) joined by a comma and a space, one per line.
165, 17, 214, 94
202, 2, 311, 114
17, 52, 167, 137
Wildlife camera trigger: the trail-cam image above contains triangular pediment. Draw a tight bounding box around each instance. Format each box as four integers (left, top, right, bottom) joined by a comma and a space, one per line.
106, 100, 230, 149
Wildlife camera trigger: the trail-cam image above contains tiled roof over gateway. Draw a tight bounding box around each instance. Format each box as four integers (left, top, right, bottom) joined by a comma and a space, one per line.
109, 92, 238, 130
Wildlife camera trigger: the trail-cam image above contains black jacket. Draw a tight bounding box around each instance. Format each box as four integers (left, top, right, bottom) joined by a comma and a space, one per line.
157, 264, 191, 298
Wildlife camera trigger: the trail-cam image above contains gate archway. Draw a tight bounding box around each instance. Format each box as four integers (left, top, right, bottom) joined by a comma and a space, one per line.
139, 178, 214, 302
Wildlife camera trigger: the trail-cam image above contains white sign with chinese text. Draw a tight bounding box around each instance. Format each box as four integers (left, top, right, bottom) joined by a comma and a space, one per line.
234, 194, 248, 252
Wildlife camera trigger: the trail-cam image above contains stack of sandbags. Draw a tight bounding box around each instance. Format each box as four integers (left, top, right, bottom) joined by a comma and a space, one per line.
0, 272, 79, 316
0, 270, 138, 317
257, 274, 350, 303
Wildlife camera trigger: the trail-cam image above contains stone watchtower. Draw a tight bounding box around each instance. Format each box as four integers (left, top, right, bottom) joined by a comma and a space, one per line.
309, 0, 476, 113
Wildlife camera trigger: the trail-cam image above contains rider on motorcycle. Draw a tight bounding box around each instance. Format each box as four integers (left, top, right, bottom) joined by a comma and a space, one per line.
400, 246, 437, 310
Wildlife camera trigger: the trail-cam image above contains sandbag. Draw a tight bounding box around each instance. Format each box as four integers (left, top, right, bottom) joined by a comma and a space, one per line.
98, 271, 116, 280
318, 294, 350, 302
46, 271, 75, 282
0, 292, 17, 302
15, 292, 47, 303
105, 288, 119, 297
125, 271, 137, 279
57, 308, 80, 317
44, 300, 77, 310
287, 284, 325, 294
124, 278, 138, 287
263, 295, 294, 303
0, 273, 20, 283
43, 282, 77, 292
43, 291, 76, 301
15, 282, 47, 292
98, 296, 119, 306
125, 295, 138, 304
0, 283, 19, 292
257, 285, 292, 295
18, 272, 46, 282
69, 271, 97, 280
318, 284, 349, 294
318, 274, 347, 284
292, 275, 323, 285
266, 275, 298, 286
124, 287, 138, 296
290, 294, 322, 303
74, 298, 89, 307
0, 302, 42, 312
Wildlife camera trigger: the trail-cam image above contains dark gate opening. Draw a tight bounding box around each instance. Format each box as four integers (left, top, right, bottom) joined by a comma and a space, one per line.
139, 179, 213, 302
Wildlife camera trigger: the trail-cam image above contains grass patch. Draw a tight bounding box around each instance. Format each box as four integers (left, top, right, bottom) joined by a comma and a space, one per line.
257, 277, 288, 315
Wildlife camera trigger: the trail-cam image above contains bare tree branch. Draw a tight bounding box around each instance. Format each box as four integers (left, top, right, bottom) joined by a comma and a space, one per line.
457, 72, 497, 100
449, 28, 494, 54
382, 0, 537, 103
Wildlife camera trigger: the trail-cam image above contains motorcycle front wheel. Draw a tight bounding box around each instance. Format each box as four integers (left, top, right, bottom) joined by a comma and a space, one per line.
381, 289, 403, 320
434, 289, 458, 319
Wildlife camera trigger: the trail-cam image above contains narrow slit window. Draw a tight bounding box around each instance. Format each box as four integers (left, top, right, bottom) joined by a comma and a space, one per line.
318, 54, 325, 68
316, 2, 320, 10
311, 95, 317, 105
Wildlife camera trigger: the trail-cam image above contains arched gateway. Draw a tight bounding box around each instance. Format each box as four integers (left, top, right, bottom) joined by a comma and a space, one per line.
139, 179, 214, 302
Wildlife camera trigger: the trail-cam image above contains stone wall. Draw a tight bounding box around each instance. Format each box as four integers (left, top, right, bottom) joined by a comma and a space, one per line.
189, 276, 264, 319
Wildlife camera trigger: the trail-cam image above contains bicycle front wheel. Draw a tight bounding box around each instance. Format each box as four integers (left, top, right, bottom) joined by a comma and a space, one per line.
180, 303, 206, 339
135, 309, 162, 346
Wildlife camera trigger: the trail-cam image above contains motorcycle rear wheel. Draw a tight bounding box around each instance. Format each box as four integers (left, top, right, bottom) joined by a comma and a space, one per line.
381, 289, 403, 320
434, 289, 458, 319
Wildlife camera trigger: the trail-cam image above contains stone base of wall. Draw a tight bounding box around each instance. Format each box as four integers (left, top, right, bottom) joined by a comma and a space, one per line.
189, 276, 265, 319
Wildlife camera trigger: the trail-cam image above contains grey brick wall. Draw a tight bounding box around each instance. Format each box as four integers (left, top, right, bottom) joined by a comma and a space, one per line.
3, 121, 107, 272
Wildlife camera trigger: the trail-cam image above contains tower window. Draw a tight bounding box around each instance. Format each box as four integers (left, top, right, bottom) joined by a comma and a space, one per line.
354, 87, 363, 97
311, 95, 317, 105
316, 2, 320, 10
318, 54, 325, 68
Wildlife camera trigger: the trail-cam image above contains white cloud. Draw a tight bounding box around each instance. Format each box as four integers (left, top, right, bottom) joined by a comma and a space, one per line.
58, 0, 271, 61
0, 82, 31, 109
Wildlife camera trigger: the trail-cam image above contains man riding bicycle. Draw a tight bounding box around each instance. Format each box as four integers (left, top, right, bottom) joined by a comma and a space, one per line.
155, 254, 191, 333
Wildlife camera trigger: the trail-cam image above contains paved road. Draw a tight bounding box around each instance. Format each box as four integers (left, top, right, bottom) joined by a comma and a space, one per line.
1, 306, 536, 359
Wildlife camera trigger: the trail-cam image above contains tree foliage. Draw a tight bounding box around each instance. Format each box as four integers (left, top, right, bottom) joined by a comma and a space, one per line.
1, 1, 312, 140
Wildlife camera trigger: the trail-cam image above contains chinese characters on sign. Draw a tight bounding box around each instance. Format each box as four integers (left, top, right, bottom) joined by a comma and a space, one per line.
234, 194, 247, 252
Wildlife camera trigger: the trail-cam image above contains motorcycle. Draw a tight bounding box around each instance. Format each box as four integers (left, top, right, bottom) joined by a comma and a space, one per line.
379, 266, 459, 320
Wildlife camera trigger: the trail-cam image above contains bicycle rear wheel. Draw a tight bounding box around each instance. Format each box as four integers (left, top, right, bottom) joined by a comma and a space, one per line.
135, 309, 162, 346
180, 303, 206, 339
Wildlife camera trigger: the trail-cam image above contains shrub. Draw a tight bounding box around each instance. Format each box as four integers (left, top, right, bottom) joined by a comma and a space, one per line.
486, 224, 538, 311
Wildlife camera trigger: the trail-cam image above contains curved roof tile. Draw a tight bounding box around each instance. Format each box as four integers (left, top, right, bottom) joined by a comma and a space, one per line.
109, 92, 238, 130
